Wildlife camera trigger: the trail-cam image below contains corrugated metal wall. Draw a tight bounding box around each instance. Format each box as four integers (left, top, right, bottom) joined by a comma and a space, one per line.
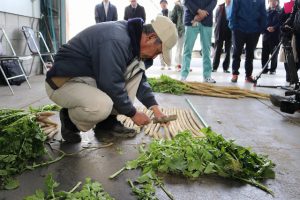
0, 0, 42, 75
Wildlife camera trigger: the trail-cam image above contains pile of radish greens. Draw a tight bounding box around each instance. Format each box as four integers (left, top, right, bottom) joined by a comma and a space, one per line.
24, 174, 114, 200
0, 105, 60, 190
110, 128, 275, 199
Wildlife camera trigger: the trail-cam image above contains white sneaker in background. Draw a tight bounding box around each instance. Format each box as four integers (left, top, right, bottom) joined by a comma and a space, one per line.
180, 77, 187, 82
204, 77, 216, 83
168, 66, 172, 70
161, 66, 166, 70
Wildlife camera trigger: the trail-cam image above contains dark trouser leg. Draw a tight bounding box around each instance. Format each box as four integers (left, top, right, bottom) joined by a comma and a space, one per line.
295, 32, 300, 71
245, 32, 260, 77
232, 30, 245, 75
261, 40, 270, 72
284, 62, 291, 82
270, 40, 280, 72
212, 39, 224, 70
223, 36, 232, 70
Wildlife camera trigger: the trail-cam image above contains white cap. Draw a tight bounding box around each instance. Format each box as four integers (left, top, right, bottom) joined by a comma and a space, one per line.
151, 15, 178, 66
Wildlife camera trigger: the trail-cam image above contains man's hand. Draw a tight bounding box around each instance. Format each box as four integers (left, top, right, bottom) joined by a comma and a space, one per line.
150, 105, 169, 124
197, 9, 209, 19
280, 25, 293, 33
192, 9, 208, 25
131, 111, 151, 126
194, 14, 205, 22
267, 26, 275, 32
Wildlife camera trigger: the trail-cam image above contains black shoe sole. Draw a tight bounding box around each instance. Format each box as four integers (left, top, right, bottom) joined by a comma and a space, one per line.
63, 135, 82, 143
94, 127, 138, 138
112, 130, 138, 138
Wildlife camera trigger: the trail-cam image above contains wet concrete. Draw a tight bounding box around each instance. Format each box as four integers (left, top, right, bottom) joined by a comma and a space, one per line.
0, 58, 300, 200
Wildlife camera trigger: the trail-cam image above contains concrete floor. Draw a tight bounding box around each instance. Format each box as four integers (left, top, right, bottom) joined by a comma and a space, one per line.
0, 57, 300, 200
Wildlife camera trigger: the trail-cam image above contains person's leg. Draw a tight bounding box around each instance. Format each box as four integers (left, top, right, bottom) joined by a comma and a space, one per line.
212, 39, 223, 71
270, 40, 280, 73
244, 32, 260, 78
168, 50, 172, 70
175, 34, 184, 67
94, 69, 144, 137
98, 72, 143, 137
231, 30, 245, 81
159, 54, 166, 69
284, 62, 291, 82
199, 24, 213, 79
261, 39, 270, 73
294, 32, 300, 71
222, 35, 231, 71
45, 77, 113, 132
181, 26, 198, 80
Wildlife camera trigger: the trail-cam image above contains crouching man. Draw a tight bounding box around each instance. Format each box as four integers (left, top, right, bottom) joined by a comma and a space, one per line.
45, 16, 177, 143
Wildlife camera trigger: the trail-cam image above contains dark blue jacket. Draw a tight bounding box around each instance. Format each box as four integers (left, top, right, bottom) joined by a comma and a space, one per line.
95, 2, 118, 23
47, 20, 157, 117
124, 4, 146, 23
263, 6, 282, 42
227, 0, 267, 33
183, 0, 217, 27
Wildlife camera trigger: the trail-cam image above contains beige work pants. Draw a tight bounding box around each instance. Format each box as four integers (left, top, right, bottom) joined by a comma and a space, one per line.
45, 73, 143, 132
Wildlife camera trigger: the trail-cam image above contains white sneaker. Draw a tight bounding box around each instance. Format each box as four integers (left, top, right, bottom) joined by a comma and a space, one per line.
161, 66, 166, 70
168, 66, 172, 70
180, 77, 187, 82
204, 77, 216, 83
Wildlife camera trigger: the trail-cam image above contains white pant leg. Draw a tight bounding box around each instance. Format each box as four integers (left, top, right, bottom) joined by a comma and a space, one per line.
45, 73, 143, 131
175, 34, 184, 66
45, 77, 113, 131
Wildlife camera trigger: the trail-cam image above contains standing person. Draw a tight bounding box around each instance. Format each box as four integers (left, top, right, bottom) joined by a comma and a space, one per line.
279, 5, 292, 83
261, 0, 281, 75
212, 2, 232, 73
279, 0, 299, 83
170, 0, 185, 72
284, 0, 300, 72
181, 0, 217, 83
159, 0, 172, 70
45, 16, 178, 143
95, 0, 118, 23
227, 0, 267, 83
124, 0, 146, 23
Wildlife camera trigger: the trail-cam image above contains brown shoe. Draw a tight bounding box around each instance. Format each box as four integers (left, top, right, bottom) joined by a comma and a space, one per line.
245, 76, 255, 83
231, 75, 238, 83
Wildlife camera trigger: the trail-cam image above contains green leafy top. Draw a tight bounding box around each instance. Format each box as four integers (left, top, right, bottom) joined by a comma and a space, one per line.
148, 75, 188, 95
0, 105, 60, 190
24, 174, 115, 200
125, 128, 275, 195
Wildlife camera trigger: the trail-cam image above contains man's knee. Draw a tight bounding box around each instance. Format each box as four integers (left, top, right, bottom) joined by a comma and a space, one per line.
69, 97, 113, 131
84, 99, 113, 123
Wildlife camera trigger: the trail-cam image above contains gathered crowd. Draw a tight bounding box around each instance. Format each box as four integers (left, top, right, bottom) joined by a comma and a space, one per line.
94, 0, 300, 84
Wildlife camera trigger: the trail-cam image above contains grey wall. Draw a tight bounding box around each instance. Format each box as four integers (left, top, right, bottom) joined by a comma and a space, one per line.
0, 12, 42, 76
0, 0, 40, 18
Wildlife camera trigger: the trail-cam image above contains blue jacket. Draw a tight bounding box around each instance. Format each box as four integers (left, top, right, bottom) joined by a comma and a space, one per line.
47, 20, 157, 117
227, 0, 267, 33
95, 2, 118, 23
183, 0, 217, 27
